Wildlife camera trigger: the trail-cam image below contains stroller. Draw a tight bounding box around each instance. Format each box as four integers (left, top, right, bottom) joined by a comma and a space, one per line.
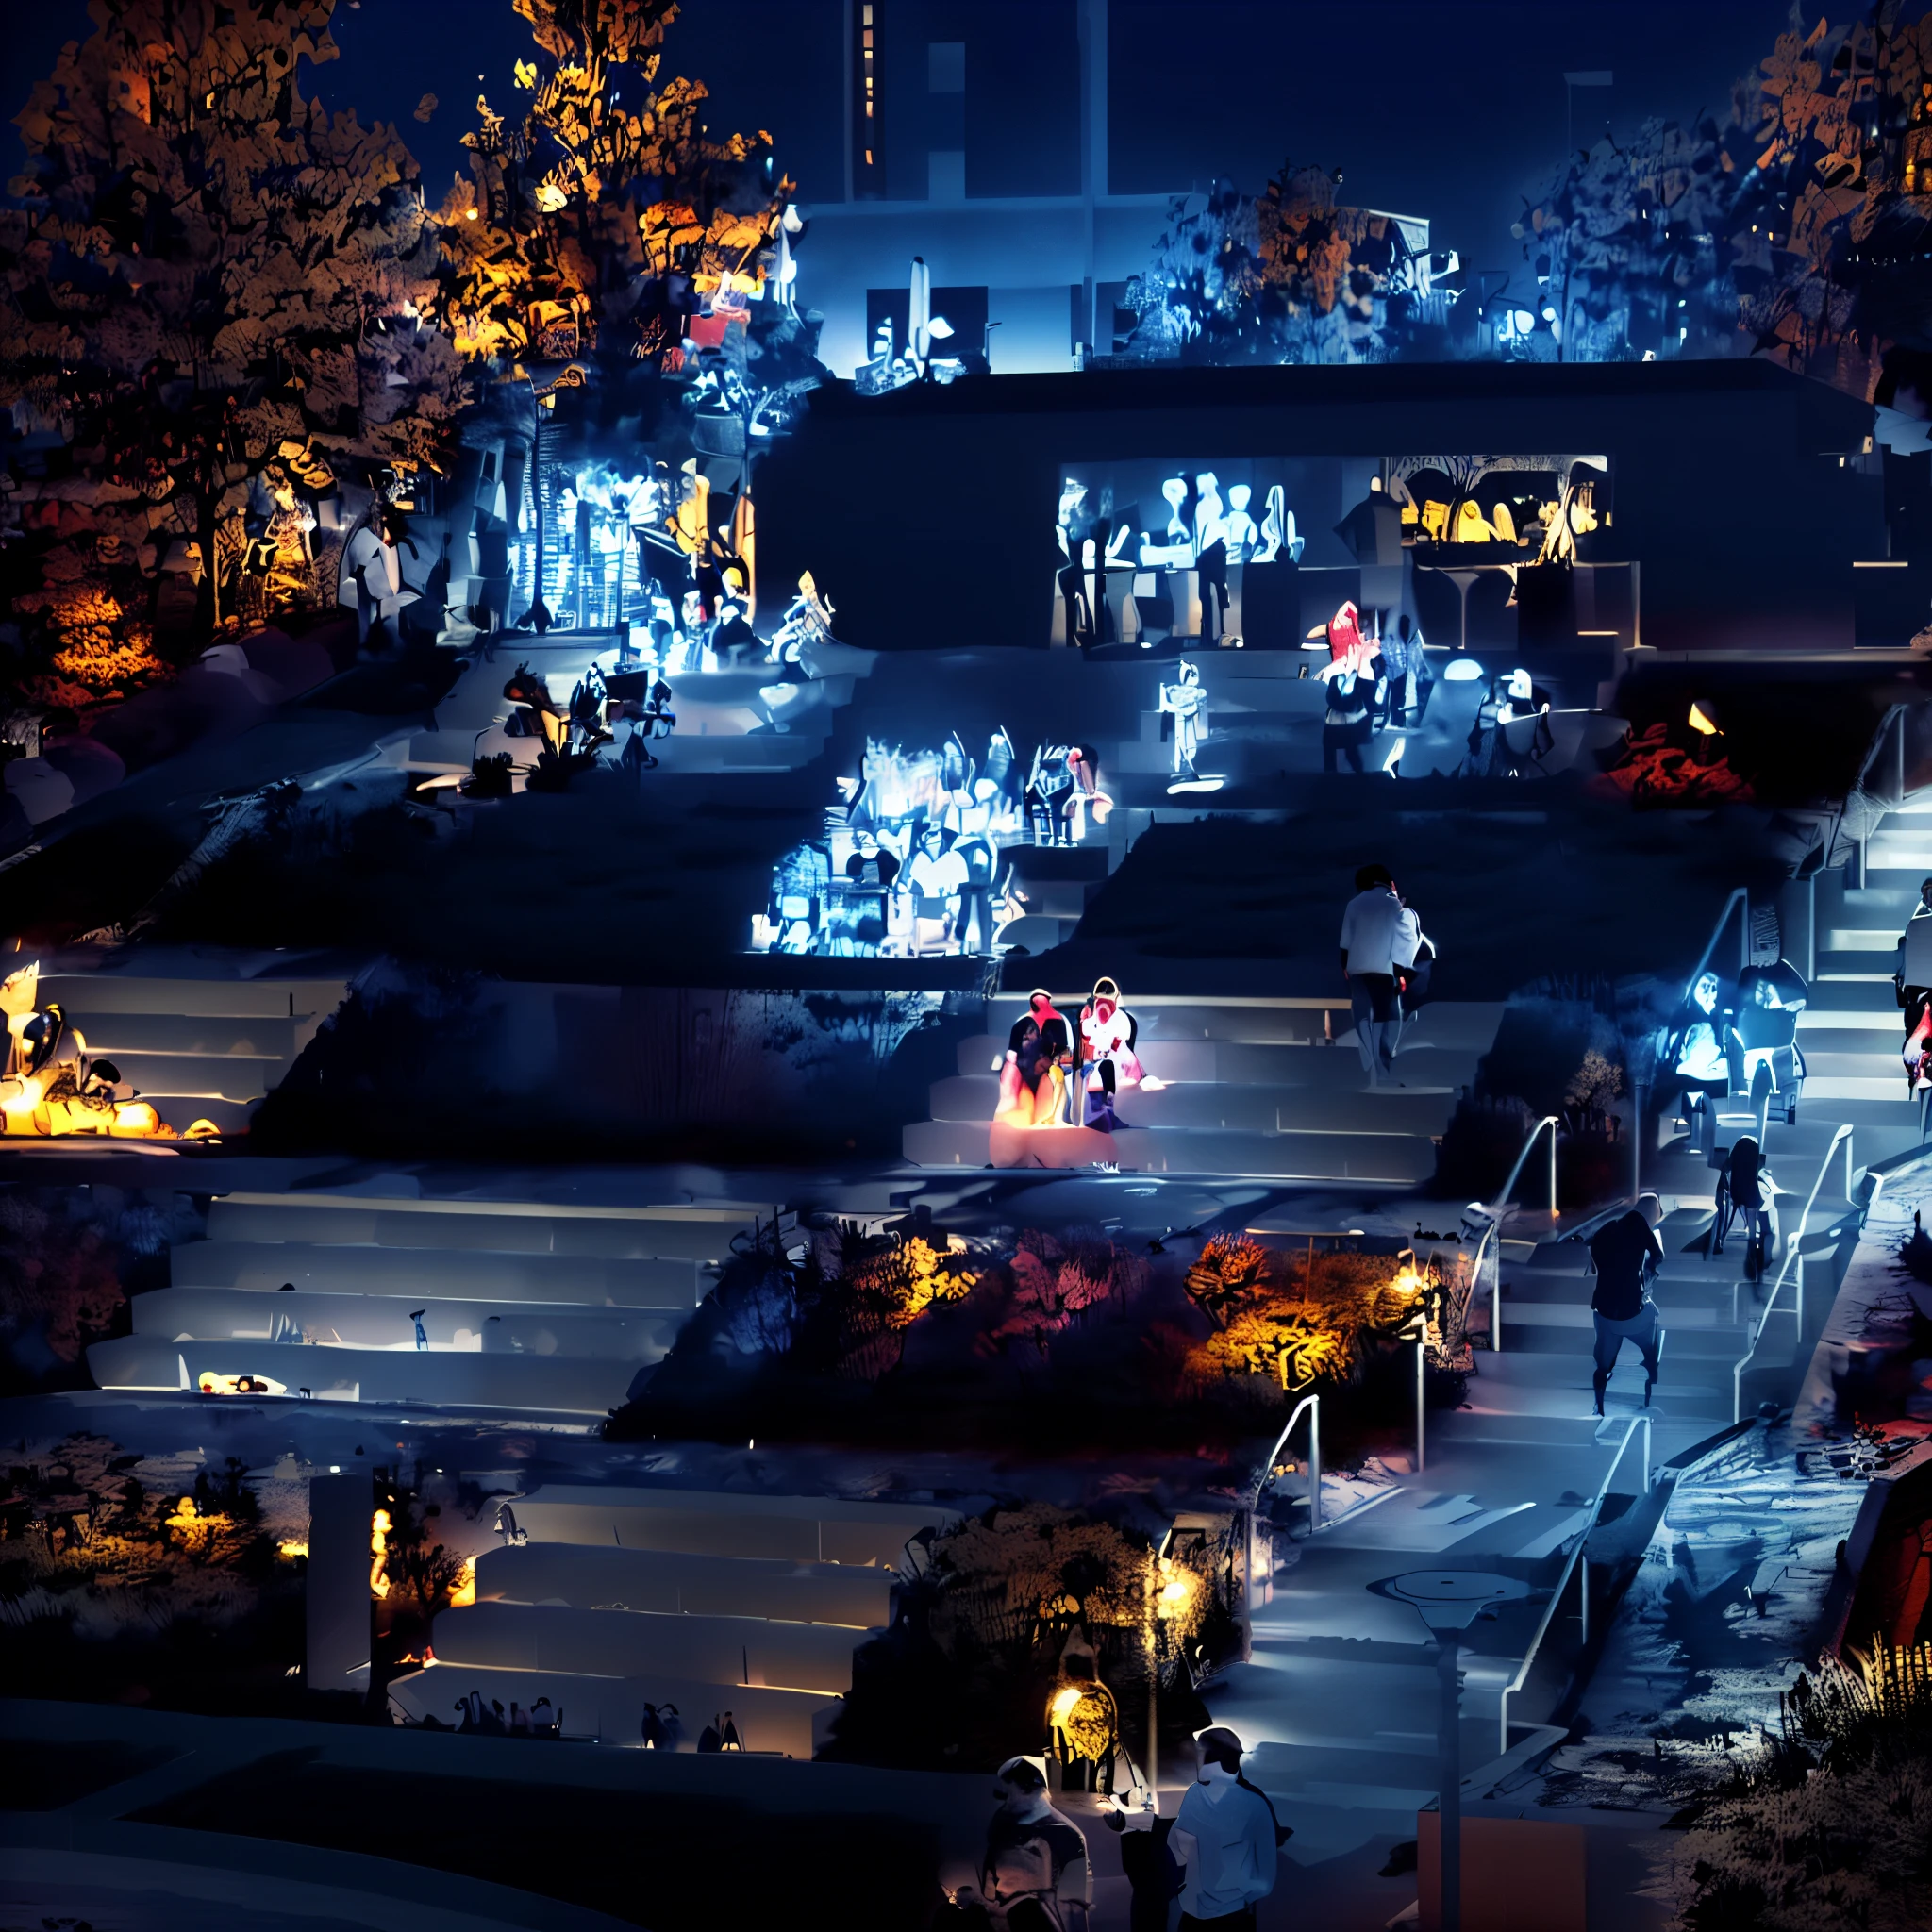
1713, 1136, 1774, 1285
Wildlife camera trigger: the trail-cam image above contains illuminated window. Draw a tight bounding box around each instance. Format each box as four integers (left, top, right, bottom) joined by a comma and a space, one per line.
855, 2, 883, 196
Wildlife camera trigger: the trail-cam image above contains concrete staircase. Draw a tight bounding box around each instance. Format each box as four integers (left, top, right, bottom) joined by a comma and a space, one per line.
1198, 819, 1930, 1863
388, 1484, 959, 1754
1200, 1188, 1858, 1865
21, 951, 351, 1137
906, 996, 1504, 1185
88, 1189, 759, 1416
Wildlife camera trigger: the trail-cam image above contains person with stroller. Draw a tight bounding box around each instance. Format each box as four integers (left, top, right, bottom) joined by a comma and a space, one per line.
1714, 1136, 1778, 1284
1730, 962, 1808, 1127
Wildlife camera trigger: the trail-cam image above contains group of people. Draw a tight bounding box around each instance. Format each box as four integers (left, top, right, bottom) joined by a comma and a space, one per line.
1338, 866, 1437, 1086
760, 731, 1114, 959
1668, 960, 1808, 1158
1314, 601, 1433, 774
445, 1690, 559, 1738
1055, 471, 1302, 651
995, 982, 1166, 1136
940, 1729, 1283, 1932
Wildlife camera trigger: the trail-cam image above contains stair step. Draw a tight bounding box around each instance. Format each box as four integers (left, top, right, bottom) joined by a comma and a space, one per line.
169, 1239, 700, 1306
903, 1118, 1438, 1183
206, 1194, 756, 1260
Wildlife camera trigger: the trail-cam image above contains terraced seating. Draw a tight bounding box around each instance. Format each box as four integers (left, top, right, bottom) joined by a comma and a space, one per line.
907, 996, 1504, 1185
23, 955, 349, 1135
388, 1485, 958, 1754
91, 1189, 751, 1417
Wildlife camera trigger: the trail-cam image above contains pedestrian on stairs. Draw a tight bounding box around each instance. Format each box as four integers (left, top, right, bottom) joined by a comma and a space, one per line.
1340, 865, 1419, 1086
1895, 877, 1932, 1031
1588, 1192, 1667, 1418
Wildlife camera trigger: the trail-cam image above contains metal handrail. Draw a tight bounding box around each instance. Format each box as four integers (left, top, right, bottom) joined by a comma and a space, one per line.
1243, 1391, 1321, 1629
1497, 1413, 1650, 1755
1730, 1121, 1855, 1424
1470, 1112, 1561, 1353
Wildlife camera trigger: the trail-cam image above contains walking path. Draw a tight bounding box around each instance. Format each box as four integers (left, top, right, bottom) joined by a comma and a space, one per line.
1205, 801, 1929, 1921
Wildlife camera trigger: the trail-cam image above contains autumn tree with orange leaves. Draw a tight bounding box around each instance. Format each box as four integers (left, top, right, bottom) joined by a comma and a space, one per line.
438, 0, 793, 372
0, 0, 467, 683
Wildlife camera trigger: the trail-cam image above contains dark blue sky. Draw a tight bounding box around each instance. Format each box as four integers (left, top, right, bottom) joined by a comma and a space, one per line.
5, 0, 1798, 274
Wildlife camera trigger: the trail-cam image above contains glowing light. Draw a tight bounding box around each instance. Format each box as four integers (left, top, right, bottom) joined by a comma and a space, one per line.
279, 1539, 308, 1560
448, 1556, 476, 1607
1049, 1685, 1083, 1724
370, 1507, 392, 1600
1441, 657, 1486, 683
1687, 700, 1721, 736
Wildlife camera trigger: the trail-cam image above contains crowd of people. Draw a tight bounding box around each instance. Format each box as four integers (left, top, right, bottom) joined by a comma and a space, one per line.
758, 734, 1113, 958
939, 1729, 1285, 1932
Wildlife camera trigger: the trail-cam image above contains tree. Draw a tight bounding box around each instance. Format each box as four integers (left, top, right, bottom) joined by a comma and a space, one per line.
1, 0, 467, 675
437, 0, 792, 371
0, 1188, 127, 1375
1117, 164, 1445, 367
1516, 6, 1932, 396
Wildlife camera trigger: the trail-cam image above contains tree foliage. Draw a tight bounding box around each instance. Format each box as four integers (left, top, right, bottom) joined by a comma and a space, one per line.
438, 0, 791, 370
1517, 6, 1932, 394
0, 0, 467, 667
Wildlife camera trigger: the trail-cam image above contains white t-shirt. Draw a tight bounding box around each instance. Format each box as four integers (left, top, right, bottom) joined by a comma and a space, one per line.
1340, 887, 1419, 976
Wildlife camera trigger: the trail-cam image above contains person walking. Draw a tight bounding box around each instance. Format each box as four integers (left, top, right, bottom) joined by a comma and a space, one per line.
1897, 876, 1932, 1032
1169, 1727, 1284, 1931
1587, 1192, 1667, 1417
1340, 865, 1419, 1086
1389, 890, 1437, 1063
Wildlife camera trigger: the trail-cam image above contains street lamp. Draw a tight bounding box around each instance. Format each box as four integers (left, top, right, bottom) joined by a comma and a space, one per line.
1369, 1571, 1531, 1932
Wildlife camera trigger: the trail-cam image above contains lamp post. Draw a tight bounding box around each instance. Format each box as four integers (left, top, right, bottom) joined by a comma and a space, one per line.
1369, 1572, 1531, 1932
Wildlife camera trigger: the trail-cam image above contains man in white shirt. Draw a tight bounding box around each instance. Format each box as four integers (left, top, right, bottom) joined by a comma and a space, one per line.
1170, 1726, 1282, 1929
1340, 864, 1419, 1085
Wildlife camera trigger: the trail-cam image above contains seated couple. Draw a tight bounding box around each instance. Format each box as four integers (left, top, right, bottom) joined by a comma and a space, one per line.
995, 983, 1166, 1132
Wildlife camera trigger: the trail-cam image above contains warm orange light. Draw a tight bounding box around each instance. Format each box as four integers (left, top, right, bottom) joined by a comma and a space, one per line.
1688, 701, 1721, 736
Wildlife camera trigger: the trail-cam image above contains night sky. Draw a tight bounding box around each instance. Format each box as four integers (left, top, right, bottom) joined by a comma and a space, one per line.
4, 0, 1801, 279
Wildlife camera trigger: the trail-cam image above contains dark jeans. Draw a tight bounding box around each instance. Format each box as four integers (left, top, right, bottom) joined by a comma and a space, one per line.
1324, 721, 1368, 773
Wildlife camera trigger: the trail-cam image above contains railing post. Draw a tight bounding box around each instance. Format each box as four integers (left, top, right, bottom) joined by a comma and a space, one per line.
1308, 1395, 1322, 1533
1493, 1226, 1504, 1356
1548, 1119, 1557, 1218
1578, 1556, 1589, 1645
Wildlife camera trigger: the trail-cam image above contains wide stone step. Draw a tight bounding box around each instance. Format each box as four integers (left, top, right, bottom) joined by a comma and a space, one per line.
903, 1117, 1438, 1183
506, 1485, 957, 1567
35, 974, 346, 1019
954, 1034, 1478, 1089
980, 997, 1504, 1049
207, 1192, 756, 1260
167, 1238, 701, 1307
926, 1073, 1456, 1135
476, 1544, 895, 1629
429, 1600, 867, 1695
130, 1286, 683, 1362
52, 1011, 308, 1058
386, 1659, 832, 1754
60, 1049, 285, 1101
86, 1333, 638, 1413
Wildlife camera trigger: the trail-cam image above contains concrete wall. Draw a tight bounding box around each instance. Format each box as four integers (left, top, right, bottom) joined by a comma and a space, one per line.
430, 1601, 872, 1694
387, 1659, 835, 1756
508, 1485, 958, 1566
477, 1544, 897, 1628
307, 1471, 372, 1693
